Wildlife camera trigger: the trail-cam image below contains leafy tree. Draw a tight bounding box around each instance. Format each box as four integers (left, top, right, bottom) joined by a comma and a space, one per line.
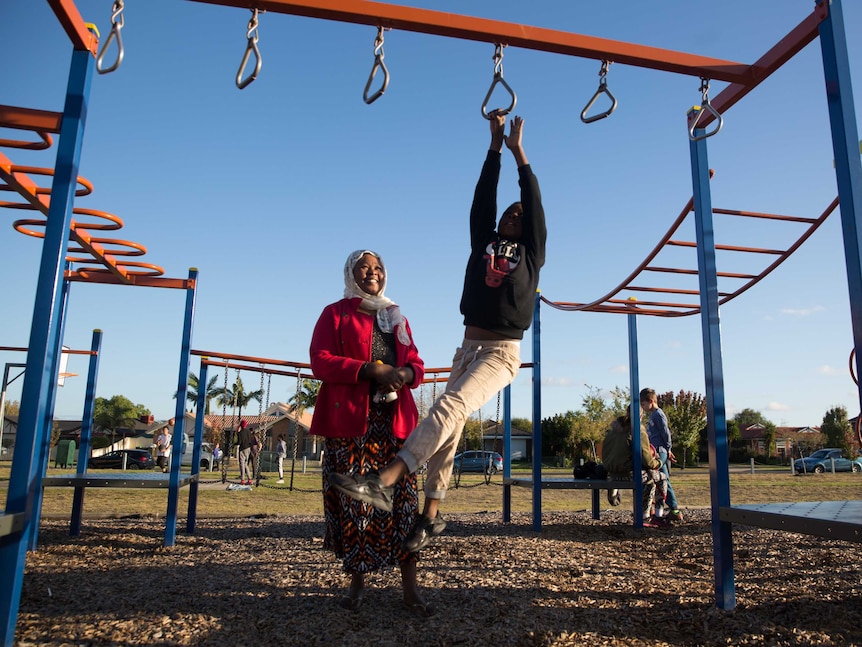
570, 385, 616, 461
658, 390, 706, 467
174, 372, 221, 415
93, 395, 150, 449
4, 400, 20, 417
541, 411, 576, 459
212, 376, 263, 426
608, 385, 630, 418
821, 406, 853, 454
512, 417, 533, 432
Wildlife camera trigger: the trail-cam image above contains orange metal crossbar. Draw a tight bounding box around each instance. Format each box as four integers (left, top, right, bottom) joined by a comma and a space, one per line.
542, 177, 840, 317
0, 345, 96, 355
47, 0, 99, 54
191, 0, 753, 83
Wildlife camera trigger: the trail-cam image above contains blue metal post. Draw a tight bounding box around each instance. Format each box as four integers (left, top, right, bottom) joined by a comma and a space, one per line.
627, 307, 643, 528
502, 384, 512, 522
819, 0, 862, 417
0, 47, 95, 647
187, 357, 208, 534
689, 119, 735, 610
531, 292, 542, 531
165, 268, 198, 547
70, 329, 102, 536
29, 268, 72, 551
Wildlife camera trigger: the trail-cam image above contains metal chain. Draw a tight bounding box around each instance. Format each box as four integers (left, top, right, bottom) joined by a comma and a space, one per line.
289, 372, 302, 490
220, 362, 230, 484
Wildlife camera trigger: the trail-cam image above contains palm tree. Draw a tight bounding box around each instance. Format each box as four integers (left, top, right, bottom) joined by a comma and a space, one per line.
212, 376, 263, 427
173, 372, 220, 414
285, 379, 320, 487
288, 378, 320, 413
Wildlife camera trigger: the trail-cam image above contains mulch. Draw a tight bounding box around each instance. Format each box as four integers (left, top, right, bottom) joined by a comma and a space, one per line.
12, 509, 862, 646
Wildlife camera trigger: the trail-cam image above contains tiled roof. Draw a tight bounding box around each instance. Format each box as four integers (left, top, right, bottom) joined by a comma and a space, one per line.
204, 402, 312, 433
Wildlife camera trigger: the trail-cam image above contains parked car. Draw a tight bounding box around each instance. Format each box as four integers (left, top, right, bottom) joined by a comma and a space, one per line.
88, 449, 155, 470
793, 448, 862, 473
180, 436, 214, 471
453, 450, 503, 475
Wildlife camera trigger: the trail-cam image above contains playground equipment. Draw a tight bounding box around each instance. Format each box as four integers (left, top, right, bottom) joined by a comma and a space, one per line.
3, 2, 862, 645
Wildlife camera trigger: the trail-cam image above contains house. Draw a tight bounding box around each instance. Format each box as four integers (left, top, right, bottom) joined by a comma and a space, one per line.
478, 420, 533, 462
740, 424, 822, 460
204, 402, 317, 459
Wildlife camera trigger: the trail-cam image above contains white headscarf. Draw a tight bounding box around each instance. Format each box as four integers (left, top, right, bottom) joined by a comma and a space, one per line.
343, 249, 411, 346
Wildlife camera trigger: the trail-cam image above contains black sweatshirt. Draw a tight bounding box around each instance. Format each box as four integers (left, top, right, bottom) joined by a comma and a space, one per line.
459, 151, 546, 339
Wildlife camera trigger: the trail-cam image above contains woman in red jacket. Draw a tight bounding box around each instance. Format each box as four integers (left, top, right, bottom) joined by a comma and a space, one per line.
309, 250, 429, 616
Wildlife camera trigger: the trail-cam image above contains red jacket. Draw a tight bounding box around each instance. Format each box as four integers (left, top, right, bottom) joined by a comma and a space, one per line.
309, 298, 425, 439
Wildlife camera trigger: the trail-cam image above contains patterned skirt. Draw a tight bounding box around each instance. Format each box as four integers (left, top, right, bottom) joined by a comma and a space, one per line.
322, 404, 419, 574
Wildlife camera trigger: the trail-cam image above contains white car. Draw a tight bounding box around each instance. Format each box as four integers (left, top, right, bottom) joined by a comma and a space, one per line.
180, 434, 214, 471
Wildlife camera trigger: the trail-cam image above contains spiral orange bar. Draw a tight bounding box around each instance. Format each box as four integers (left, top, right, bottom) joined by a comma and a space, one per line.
0, 165, 93, 197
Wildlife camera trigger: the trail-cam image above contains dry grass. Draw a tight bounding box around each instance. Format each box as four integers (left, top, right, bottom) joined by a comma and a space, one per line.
8, 464, 861, 519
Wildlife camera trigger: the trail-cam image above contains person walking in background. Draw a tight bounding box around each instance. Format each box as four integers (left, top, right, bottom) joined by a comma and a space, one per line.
310, 249, 430, 616
212, 443, 222, 471
276, 434, 287, 484
640, 388, 683, 522
330, 111, 546, 554
156, 425, 171, 473
237, 420, 253, 485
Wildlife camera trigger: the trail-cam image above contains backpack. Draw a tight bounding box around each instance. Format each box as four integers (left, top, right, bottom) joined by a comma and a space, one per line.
573, 461, 608, 480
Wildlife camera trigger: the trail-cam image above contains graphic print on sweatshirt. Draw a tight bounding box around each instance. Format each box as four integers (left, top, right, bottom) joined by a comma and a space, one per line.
484, 238, 521, 287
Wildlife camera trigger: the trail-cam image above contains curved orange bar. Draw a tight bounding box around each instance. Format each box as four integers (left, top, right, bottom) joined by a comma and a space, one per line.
73, 260, 165, 278
0, 131, 53, 151
0, 165, 93, 197
68, 237, 147, 257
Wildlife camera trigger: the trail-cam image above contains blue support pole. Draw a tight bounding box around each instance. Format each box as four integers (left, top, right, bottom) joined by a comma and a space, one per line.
688, 119, 735, 610
627, 307, 643, 528
0, 47, 95, 647
28, 267, 72, 552
531, 292, 542, 531
502, 384, 512, 522
187, 357, 209, 534
819, 0, 862, 418
164, 268, 198, 547
70, 329, 103, 536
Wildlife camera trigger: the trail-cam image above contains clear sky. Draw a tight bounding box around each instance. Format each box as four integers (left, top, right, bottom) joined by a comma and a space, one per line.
3, 1, 862, 429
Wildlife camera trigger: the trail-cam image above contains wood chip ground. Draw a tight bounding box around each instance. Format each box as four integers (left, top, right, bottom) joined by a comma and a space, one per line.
13, 510, 862, 646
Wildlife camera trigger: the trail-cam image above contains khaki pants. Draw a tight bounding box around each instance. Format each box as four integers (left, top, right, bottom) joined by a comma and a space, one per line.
398, 338, 521, 499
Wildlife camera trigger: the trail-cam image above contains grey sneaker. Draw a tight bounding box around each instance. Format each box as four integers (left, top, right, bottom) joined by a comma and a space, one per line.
328, 472, 394, 512
404, 513, 447, 552
606, 489, 621, 506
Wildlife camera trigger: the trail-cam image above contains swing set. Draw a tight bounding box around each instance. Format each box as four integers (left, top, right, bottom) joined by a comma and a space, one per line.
3, 2, 862, 643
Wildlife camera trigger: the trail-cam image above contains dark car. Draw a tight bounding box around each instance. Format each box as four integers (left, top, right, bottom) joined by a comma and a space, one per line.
88, 449, 155, 470
794, 448, 862, 474
453, 450, 504, 475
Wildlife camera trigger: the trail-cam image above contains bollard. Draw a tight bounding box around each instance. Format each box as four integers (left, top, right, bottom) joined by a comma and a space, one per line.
831, 457, 836, 474
302, 456, 307, 474
750, 457, 755, 474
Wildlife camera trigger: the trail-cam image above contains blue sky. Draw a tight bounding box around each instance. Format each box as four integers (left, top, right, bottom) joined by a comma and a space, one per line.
2, 1, 862, 429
